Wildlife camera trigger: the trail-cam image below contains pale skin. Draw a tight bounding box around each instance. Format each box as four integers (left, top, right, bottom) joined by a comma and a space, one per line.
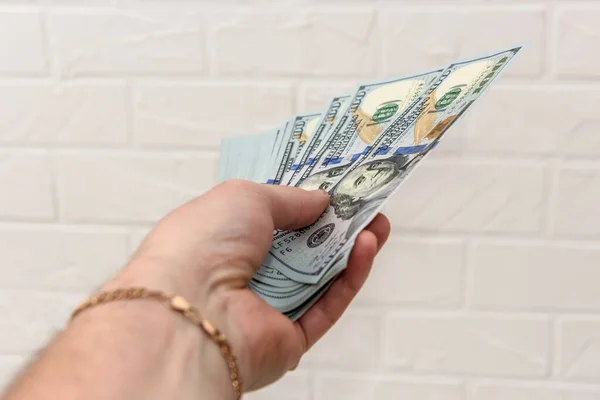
1, 180, 390, 400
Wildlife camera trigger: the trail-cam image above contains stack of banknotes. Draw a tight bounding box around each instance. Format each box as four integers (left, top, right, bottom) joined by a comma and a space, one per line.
218, 46, 521, 321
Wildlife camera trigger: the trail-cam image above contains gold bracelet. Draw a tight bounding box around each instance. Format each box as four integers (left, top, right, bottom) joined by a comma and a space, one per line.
71, 287, 242, 399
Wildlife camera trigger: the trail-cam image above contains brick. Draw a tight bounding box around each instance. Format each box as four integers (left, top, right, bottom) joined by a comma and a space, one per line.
385, 161, 544, 233
245, 371, 310, 400
471, 242, 600, 311
0, 84, 128, 145
211, 9, 379, 77
315, 375, 464, 400
557, 8, 600, 78
473, 384, 600, 400
56, 153, 217, 223
355, 237, 463, 307
301, 310, 381, 370
0, 11, 46, 74
0, 228, 128, 292
466, 87, 600, 156
48, 9, 204, 76
297, 82, 355, 114
0, 291, 81, 353
133, 83, 293, 148
382, 7, 544, 77
385, 315, 549, 376
0, 356, 26, 392
557, 319, 600, 380
0, 154, 54, 221
555, 168, 600, 236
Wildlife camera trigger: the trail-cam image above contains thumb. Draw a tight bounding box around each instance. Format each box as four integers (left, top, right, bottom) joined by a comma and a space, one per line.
257, 185, 330, 230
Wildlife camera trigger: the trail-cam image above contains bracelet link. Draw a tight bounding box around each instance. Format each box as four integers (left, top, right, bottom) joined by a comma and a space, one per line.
170, 295, 191, 313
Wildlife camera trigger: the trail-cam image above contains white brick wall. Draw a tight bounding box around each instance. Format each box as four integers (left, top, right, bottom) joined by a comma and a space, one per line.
133, 82, 294, 147
0, 11, 46, 75
48, 8, 206, 76
0, 84, 129, 145
1, 0, 600, 398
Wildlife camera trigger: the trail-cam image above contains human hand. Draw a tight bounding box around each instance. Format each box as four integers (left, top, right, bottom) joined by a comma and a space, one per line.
112, 180, 390, 392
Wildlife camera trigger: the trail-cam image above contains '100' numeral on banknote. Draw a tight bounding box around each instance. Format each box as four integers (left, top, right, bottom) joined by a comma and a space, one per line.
218, 46, 522, 320
291, 70, 442, 191
264, 47, 521, 284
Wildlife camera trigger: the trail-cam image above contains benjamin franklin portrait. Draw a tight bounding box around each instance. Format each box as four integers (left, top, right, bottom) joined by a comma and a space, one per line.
330, 153, 424, 240
331, 154, 411, 219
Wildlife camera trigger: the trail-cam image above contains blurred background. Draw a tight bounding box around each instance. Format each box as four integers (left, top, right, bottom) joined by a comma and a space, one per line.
1, 0, 599, 398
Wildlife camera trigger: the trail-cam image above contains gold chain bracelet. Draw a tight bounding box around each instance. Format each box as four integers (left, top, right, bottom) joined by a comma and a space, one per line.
71, 287, 242, 399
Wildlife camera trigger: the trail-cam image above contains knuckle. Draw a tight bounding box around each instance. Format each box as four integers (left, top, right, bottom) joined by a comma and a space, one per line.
217, 179, 254, 193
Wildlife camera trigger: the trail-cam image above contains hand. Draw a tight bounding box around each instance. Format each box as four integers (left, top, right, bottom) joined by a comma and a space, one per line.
113, 180, 390, 392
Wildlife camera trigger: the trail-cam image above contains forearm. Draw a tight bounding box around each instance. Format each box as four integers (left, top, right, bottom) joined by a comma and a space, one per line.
2, 285, 233, 400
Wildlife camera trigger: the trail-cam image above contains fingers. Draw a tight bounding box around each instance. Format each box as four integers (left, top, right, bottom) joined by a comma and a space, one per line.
295, 228, 379, 350
364, 213, 391, 251
255, 184, 330, 230
294, 213, 390, 350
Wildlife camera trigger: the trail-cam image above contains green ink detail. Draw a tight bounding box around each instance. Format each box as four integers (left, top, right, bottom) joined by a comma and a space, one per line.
372, 103, 399, 122
435, 87, 462, 110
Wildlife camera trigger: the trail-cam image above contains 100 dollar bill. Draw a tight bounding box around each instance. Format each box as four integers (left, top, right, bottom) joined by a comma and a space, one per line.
287, 95, 351, 186
293, 70, 442, 191
264, 47, 522, 284
278, 113, 322, 185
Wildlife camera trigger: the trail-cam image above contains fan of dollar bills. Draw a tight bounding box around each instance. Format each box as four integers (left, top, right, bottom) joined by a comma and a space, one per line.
218, 47, 521, 321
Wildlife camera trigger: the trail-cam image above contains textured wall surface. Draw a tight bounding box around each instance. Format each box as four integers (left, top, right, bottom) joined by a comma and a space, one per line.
1, 0, 600, 398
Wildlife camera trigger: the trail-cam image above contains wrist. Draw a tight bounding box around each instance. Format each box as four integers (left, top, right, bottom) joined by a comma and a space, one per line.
103, 257, 246, 395
196, 320, 239, 400
113, 255, 250, 381
68, 288, 236, 400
